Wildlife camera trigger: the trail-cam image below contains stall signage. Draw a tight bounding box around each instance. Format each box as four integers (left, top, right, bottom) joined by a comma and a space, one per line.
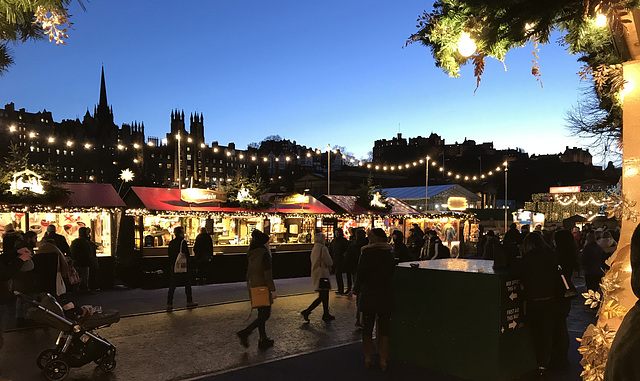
180, 188, 227, 204
549, 186, 581, 194
501, 278, 521, 305
447, 197, 468, 211
500, 306, 524, 333
270, 194, 309, 204
9, 169, 44, 195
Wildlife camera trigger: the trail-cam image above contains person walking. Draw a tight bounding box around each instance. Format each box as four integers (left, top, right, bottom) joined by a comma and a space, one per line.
518, 232, 559, 376
166, 226, 198, 311
329, 228, 350, 294
354, 228, 395, 371
237, 229, 276, 349
70, 227, 98, 293
301, 232, 335, 322
550, 229, 579, 369
193, 227, 213, 285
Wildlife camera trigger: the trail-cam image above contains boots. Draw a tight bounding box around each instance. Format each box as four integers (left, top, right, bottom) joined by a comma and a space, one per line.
363, 335, 373, 368
378, 336, 390, 371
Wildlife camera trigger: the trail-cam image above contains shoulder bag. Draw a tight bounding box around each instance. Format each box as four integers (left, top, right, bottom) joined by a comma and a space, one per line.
174, 240, 188, 273
250, 286, 271, 308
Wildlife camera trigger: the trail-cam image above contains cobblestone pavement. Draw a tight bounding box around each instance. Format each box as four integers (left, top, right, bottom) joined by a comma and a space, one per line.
0, 274, 596, 381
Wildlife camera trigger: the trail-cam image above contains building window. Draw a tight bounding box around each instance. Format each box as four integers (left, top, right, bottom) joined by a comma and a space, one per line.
186, 154, 192, 161
158, 163, 163, 168
167, 163, 171, 169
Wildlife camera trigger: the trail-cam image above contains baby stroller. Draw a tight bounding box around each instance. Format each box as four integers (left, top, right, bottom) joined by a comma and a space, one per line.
14, 291, 120, 381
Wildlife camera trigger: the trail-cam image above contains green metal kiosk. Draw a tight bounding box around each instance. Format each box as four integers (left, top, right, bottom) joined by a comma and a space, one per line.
392, 259, 537, 380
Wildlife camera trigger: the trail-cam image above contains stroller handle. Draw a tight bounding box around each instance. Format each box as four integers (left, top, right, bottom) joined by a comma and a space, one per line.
13, 291, 42, 306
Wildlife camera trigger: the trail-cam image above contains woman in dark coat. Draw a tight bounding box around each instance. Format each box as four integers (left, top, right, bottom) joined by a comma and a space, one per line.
550, 229, 579, 368
354, 228, 395, 371
519, 232, 559, 376
582, 231, 608, 292
391, 230, 413, 262
237, 229, 276, 349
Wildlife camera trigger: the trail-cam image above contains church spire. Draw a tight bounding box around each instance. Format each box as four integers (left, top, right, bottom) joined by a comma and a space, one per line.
99, 66, 108, 110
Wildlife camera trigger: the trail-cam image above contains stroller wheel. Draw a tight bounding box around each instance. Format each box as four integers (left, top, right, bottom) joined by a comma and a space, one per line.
37, 349, 57, 369
44, 359, 69, 381
99, 357, 116, 372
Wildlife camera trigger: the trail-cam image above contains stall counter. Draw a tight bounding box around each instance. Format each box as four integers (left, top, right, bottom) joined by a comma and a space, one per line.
391, 259, 537, 380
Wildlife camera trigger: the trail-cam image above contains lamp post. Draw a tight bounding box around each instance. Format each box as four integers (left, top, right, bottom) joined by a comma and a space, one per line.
425, 156, 430, 211
176, 132, 182, 189
504, 161, 508, 233
326, 144, 331, 195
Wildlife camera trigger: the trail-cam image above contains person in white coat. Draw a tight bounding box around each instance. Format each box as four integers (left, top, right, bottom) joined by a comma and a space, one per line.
301, 233, 335, 322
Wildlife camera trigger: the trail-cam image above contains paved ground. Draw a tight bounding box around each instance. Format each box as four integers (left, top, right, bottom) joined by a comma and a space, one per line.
0, 274, 596, 381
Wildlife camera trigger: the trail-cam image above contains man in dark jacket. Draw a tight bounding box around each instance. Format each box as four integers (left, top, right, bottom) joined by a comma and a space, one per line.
503, 223, 522, 245
330, 228, 351, 295
346, 228, 368, 328
166, 226, 198, 311
44, 225, 70, 256
0, 240, 32, 348
424, 230, 450, 260
582, 231, 607, 292
391, 230, 413, 262
483, 230, 500, 260
70, 227, 97, 292
193, 227, 214, 285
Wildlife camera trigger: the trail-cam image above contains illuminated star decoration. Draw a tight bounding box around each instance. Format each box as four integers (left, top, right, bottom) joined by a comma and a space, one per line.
120, 169, 135, 182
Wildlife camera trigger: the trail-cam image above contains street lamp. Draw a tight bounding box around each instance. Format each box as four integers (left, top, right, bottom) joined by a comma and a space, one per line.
326, 144, 331, 195
425, 156, 430, 211
176, 132, 182, 189
504, 161, 508, 232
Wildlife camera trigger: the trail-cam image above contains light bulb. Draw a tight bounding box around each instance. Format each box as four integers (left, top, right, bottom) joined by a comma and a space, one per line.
595, 13, 607, 27
457, 32, 476, 57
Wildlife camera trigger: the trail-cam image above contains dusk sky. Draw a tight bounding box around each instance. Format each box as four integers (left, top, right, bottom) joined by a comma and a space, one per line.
1, 1, 599, 164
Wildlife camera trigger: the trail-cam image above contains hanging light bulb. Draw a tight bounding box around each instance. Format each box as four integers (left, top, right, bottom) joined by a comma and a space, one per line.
595, 13, 607, 27
457, 32, 476, 57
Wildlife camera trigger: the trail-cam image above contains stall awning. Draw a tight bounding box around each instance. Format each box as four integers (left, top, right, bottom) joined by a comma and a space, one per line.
60, 183, 125, 208
264, 193, 334, 214
126, 187, 247, 213
320, 195, 422, 216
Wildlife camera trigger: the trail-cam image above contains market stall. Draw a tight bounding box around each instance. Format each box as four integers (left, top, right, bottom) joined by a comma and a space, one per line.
318, 195, 422, 240
0, 182, 125, 288
120, 187, 334, 286
405, 211, 476, 257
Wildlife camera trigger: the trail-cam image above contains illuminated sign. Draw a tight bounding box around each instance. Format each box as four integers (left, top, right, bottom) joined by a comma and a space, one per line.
447, 197, 468, 211
180, 188, 226, 204
549, 186, 581, 194
271, 194, 310, 204
10, 169, 44, 194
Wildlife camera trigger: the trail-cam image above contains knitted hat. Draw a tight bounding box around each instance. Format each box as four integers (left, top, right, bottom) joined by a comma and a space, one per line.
367, 228, 387, 243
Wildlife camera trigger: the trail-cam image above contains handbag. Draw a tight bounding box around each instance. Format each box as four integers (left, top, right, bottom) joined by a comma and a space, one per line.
250, 286, 271, 308
318, 277, 331, 291
67, 266, 80, 285
558, 264, 578, 299
174, 240, 188, 273
56, 271, 67, 296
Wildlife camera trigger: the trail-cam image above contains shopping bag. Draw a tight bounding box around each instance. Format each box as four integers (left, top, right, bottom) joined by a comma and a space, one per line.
67, 266, 81, 285
250, 286, 271, 308
174, 240, 188, 273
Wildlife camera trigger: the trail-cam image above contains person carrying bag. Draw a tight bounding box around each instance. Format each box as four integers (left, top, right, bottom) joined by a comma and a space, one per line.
301, 232, 335, 322
237, 229, 277, 350
166, 227, 198, 311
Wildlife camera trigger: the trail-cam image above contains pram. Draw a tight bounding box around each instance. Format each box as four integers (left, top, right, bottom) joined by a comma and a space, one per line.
14, 291, 120, 381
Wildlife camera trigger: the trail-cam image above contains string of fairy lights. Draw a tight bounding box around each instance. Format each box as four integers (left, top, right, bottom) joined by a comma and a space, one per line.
9, 124, 509, 184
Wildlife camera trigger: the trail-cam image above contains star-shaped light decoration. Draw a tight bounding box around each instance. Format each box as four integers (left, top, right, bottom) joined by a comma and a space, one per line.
120, 169, 135, 182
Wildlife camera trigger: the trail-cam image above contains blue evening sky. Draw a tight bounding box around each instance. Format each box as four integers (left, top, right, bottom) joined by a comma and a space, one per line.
1, 1, 600, 164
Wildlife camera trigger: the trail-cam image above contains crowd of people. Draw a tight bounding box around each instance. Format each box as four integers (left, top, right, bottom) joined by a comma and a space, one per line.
474, 222, 618, 376
0, 223, 100, 349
